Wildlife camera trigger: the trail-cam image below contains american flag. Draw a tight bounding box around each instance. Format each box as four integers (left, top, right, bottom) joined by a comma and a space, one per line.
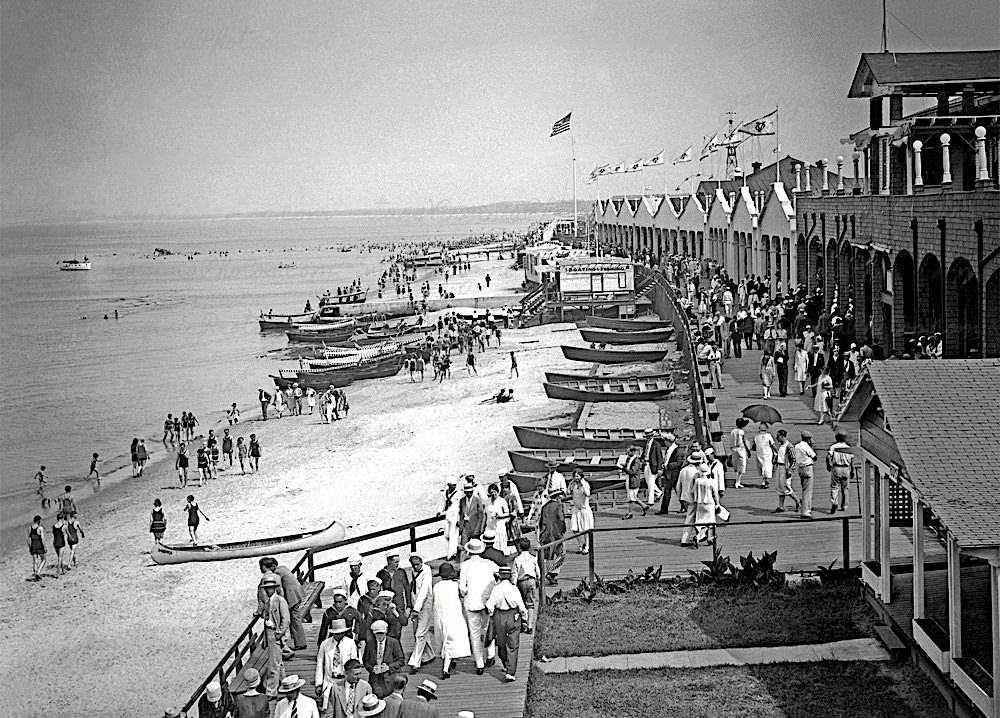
550, 112, 571, 137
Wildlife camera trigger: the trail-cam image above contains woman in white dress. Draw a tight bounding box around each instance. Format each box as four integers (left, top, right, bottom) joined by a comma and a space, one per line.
484, 483, 511, 554
793, 342, 809, 395
812, 368, 835, 425
432, 562, 471, 680
753, 423, 776, 489
305, 387, 317, 414
442, 481, 461, 560
568, 471, 593, 555
692, 467, 720, 547
272, 388, 286, 418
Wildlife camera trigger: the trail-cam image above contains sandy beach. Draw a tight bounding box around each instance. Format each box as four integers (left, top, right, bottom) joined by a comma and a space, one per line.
0, 255, 594, 716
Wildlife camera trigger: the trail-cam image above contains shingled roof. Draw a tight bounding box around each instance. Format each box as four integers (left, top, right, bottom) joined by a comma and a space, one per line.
848, 50, 1000, 98
843, 360, 1000, 548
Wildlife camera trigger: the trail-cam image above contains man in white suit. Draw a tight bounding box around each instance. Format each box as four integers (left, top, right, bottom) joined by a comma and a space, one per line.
406, 553, 436, 672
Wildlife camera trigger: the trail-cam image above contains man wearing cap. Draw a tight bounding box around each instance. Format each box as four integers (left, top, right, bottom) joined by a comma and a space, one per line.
274, 675, 319, 718
260, 557, 308, 651
329, 659, 371, 718
458, 479, 486, 545
260, 573, 291, 697
315, 618, 359, 712
346, 554, 376, 610
480, 531, 508, 567
318, 586, 363, 645
458, 538, 498, 674
792, 431, 818, 519
678, 450, 705, 547
538, 488, 566, 585
363, 619, 405, 698
487, 565, 528, 682
826, 431, 854, 514
377, 551, 412, 618
656, 430, 684, 515
400, 679, 440, 718
406, 553, 436, 673
197, 680, 237, 718
641, 428, 665, 508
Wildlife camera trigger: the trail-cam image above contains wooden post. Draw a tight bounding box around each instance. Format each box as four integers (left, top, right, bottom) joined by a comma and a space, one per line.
841, 517, 850, 568
536, 548, 547, 617
861, 459, 872, 562
409, 526, 418, 553
879, 472, 891, 602
588, 530, 596, 582
307, 552, 315, 582
912, 496, 925, 620
991, 563, 999, 718
947, 535, 962, 658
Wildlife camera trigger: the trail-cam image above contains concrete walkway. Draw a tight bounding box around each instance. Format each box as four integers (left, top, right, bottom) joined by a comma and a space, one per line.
535, 638, 890, 674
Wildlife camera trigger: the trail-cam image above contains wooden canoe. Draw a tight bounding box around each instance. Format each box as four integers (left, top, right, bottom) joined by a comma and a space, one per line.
561, 345, 667, 364
578, 327, 673, 345
580, 315, 671, 331
150, 520, 347, 565
503, 470, 623, 496
512, 425, 651, 450
543, 376, 675, 403
508, 448, 623, 474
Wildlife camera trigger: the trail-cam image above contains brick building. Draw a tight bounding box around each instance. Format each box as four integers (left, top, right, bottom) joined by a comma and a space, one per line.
593, 50, 999, 358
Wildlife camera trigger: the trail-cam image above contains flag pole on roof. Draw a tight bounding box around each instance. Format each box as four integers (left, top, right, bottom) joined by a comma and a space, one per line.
549, 112, 575, 236
775, 106, 781, 184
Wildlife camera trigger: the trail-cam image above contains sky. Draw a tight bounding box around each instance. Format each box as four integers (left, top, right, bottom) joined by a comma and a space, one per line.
1, 0, 998, 222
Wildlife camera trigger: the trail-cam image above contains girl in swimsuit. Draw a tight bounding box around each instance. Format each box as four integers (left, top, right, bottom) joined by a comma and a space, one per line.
65, 512, 84, 567
175, 443, 190, 487
236, 437, 248, 474
27, 515, 45, 580
149, 499, 167, 545
52, 512, 68, 575
184, 495, 209, 544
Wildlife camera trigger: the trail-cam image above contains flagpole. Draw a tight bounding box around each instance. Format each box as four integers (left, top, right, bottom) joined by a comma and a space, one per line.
775, 105, 780, 184
571, 134, 577, 238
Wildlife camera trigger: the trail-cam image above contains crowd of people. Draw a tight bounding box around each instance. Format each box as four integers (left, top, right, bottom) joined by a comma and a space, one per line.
27, 484, 85, 580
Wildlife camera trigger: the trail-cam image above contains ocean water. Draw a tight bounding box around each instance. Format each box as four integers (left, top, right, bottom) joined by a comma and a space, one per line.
0, 213, 543, 537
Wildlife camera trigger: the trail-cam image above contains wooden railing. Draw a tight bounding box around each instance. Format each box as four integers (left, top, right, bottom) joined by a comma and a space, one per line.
535, 513, 860, 617
180, 515, 445, 717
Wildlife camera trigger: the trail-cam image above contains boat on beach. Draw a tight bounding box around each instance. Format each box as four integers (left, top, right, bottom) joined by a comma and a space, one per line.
579, 315, 670, 331
578, 327, 673, 345
59, 257, 92, 271
504, 470, 622, 496
561, 345, 667, 364
271, 353, 406, 390
259, 311, 318, 331
508, 448, 623, 474
319, 288, 368, 306
286, 318, 359, 343
512, 425, 651, 450
150, 520, 347, 565
543, 375, 675, 403
543, 370, 672, 384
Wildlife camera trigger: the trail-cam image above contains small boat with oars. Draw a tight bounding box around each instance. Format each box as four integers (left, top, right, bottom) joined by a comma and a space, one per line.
319, 288, 368, 306
561, 345, 667, 364
59, 257, 92, 271
271, 352, 405, 391
543, 375, 675, 403
150, 520, 347, 565
286, 318, 359, 343
508, 448, 622, 474
544, 370, 672, 384
512, 425, 651, 450
503, 470, 623, 496
259, 310, 318, 331
579, 315, 670, 331
578, 327, 673, 345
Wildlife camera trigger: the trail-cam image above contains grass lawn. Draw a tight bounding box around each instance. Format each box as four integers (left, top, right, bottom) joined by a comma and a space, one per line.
525, 661, 950, 718
537, 581, 876, 657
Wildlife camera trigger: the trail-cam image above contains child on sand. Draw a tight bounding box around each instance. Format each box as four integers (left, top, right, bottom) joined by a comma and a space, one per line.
236, 436, 248, 474
150, 499, 167, 545
176, 443, 190, 487
35, 466, 50, 509
88, 453, 101, 486
184, 495, 209, 544
136, 439, 149, 476
196, 446, 209, 486
248, 434, 261, 472
27, 515, 46, 580
65, 512, 84, 567
52, 512, 68, 575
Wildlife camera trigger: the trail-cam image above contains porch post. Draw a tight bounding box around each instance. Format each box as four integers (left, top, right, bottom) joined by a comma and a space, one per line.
861, 459, 872, 562
947, 535, 962, 658
879, 471, 891, 602
992, 562, 999, 718
912, 495, 925, 620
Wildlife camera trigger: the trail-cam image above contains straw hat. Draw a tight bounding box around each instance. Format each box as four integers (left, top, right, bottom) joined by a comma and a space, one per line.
482, 531, 496, 544
416, 679, 438, 700
277, 675, 305, 693
205, 682, 222, 702
242, 667, 260, 686
464, 538, 485, 555
687, 451, 706, 464
260, 574, 280, 588
545, 460, 560, 469
358, 694, 387, 717
328, 618, 350, 635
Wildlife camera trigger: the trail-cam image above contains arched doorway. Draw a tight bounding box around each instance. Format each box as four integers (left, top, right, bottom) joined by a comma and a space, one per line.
825, 239, 838, 306
946, 258, 979, 357
796, 235, 807, 290
810, 237, 824, 296
838, 242, 854, 310
986, 269, 1000, 358
917, 253, 943, 337
772, 236, 782, 294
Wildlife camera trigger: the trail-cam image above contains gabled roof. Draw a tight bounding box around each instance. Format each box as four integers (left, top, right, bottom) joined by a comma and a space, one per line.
840, 359, 1000, 548
848, 51, 1000, 98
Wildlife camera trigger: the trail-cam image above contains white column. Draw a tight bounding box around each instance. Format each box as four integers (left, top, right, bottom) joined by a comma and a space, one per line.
852, 152, 861, 188
879, 472, 891, 602
912, 140, 924, 188
940, 133, 952, 186
794, 163, 802, 192
975, 126, 990, 182
836, 155, 845, 193
912, 495, 925, 619
821, 158, 830, 193
861, 459, 872, 561
947, 535, 962, 658
991, 563, 999, 718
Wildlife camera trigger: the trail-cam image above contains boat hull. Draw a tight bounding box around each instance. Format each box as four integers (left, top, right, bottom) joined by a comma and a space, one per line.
543, 380, 675, 403
508, 449, 621, 474
578, 327, 673, 345
259, 312, 317, 331
512, 425, 649, 450
150, 521, 347, 565
561, 345, 666, 364
581, 315, 670, 331
504, 471, 622, 496
544, 371, 671, 384
272, 355, 404, 391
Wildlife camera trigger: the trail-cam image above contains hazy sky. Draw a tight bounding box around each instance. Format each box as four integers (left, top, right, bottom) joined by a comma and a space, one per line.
2, 0, 997, 221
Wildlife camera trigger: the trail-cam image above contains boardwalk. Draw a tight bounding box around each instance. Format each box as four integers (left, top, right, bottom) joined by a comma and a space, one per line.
278, 580, 533, 718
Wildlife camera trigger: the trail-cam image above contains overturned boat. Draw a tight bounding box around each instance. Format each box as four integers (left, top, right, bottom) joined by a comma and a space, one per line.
150, 520, 347, 565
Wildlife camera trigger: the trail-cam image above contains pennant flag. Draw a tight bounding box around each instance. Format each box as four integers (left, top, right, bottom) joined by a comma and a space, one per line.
550, 112, 572, 137
699, 134, 720, 160
739, 109, 777, 136
672, 146, 693, 164
597, 165, 612, 176
613, 162, 627, 174
626, 159, 644, 172
643, 150, 665, 167
589, 164, 609, 180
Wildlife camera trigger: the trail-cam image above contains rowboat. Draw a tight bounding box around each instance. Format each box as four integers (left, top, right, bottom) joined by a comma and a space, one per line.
580, 315, 670, 331
286, 319, 359, 343
304, 343, 403, 369
561, 345, 667, 364
508, 448, 623, 474
150, 520, 347, 565
512, 425, 650, 450
503, 470, 623, 496
59, 257, 92, 271
543, 371, 671, 384
319, 288, 368, 305
271, 353, 405, 391
578, 327, 673, 345
259, 311, 317, 331
543, 376, 675, 403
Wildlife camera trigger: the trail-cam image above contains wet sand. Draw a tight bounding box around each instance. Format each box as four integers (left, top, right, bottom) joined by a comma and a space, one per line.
0, 256, 587, 716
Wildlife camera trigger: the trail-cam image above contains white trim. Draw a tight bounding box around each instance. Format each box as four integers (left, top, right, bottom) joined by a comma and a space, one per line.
913, 496, 925, 620
912, 619, 950, 673
951, 659, 992, 717
879, 470, 892, 602
947, 536, 962, 658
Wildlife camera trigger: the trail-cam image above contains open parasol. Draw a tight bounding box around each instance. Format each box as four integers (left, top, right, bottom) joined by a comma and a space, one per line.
741, 404, 783, 424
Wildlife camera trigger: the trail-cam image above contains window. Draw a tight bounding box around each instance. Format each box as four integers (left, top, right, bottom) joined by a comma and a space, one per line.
618, 272, 627, 288
591, 274, 604, 292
